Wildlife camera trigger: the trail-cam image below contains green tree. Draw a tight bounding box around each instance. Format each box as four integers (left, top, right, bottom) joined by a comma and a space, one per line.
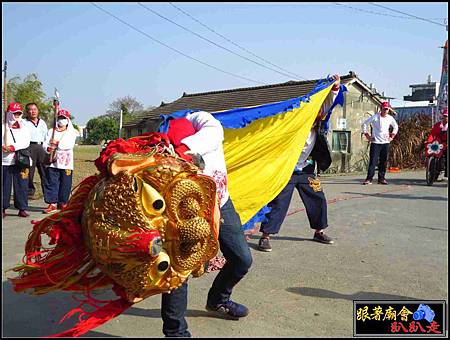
5, 73, 53, 122
85, 116, 119, 145
106, 95, 144, 124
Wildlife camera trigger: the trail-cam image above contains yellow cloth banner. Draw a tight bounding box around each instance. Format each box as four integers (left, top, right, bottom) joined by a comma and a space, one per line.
223, 86, 332, 224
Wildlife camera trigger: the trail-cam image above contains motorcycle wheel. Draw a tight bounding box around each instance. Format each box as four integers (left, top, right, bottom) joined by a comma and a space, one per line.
426, 157, 436, 186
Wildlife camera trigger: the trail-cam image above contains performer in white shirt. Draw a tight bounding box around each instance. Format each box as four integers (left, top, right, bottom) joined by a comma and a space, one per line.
361, 101, 399, 185
2, 102, 31, 218
160, 110, 253, 337
23, 102, 48, 198
42, 109, 78, 214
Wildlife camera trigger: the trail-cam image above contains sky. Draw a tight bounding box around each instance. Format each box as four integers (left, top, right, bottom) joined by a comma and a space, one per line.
2, 2, 448, 125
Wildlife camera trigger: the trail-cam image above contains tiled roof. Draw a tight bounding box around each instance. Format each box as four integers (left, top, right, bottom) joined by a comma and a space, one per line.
124, 71, 380, 129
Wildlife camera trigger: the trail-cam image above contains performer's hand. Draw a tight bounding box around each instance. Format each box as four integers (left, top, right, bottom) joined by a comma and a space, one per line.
364, 133, 371, 141
2, 145, 9, 152
331, 74, 341, 90
185, 151, 205, 170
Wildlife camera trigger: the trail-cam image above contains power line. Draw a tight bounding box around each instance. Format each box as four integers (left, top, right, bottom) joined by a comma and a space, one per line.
137, 2, 305, 81
333, 2, 447, 22
368, 2, 446, 27
167, 2, 307, 80
90, 3, 265, 85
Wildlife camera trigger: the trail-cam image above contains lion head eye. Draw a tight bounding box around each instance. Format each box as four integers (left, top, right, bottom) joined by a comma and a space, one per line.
153, 199, 164, 211
155, 252, 170, 274
133, 176, 166, 216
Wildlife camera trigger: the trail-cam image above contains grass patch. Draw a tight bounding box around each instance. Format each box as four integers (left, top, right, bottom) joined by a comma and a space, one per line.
31, 145, 102, 201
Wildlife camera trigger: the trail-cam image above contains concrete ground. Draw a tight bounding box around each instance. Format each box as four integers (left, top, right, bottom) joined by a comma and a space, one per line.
2, 169, 448, 337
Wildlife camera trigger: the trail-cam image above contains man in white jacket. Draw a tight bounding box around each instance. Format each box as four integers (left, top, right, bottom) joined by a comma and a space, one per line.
42, 109, 78, 213
160, 111, 253, 337
361, 101, 399, 185
2, 102, 31, 218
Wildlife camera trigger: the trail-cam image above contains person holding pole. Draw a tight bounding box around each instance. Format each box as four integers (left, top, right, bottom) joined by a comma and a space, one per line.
42, 109, 78, 214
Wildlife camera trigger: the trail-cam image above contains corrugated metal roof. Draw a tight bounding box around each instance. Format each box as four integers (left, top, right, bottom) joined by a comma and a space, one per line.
124, 72, 380, 128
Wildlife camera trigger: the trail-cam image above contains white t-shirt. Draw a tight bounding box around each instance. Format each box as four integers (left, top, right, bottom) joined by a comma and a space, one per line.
43, 128, 77, 170
295, 129, 317, 171
181, 111, 229, 208
361, 113, 399, 144
2, 123, 31, 166
295, 89, 338, 171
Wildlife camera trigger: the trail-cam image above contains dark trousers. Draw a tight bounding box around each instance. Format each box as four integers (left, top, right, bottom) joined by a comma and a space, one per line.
2, 165, 29, 211
28, 143, 47, 196
260, 171, 328, 235
43, 167, 73, 205
161, 198, 252, 337
161, 282, 191, 337
366, 143, 390, 181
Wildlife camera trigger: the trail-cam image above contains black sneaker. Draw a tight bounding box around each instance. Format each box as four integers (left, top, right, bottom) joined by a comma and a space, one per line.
206, 300, 249, 320
313, 231, 334, 244
257, 237, 272, 252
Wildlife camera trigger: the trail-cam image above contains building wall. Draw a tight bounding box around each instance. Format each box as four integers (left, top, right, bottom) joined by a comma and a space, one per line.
325, 83, 380, 173
125, 119, 160, 138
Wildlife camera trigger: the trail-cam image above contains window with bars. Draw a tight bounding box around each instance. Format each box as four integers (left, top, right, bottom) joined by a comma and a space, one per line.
332, 130, 351, 153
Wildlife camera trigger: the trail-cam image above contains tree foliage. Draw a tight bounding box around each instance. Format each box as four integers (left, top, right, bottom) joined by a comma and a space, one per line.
85, 116, 119, 145
106, 95, 144, 124
4, 73, 53, 122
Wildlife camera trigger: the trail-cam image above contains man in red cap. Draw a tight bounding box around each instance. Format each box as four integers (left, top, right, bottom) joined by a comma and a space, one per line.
42, 109, 78, 214
2, 102, 32, 218
361, 101, 399, 185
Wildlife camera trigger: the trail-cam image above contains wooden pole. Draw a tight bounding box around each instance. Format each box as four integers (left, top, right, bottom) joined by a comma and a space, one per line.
3, 60, 8, 145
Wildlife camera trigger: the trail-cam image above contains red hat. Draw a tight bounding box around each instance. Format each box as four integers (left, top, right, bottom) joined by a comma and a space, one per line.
57, 109, 71, 119
381, 102, 391, 109
443, 108, 448, 117
7, 102, 23, 114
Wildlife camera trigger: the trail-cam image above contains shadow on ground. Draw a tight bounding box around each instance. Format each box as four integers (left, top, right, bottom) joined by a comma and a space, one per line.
2, 278, 234, 338
322, 177, 434, 187
246, 235, 316, 250
286, 287, 421, 301
2, 280, 122, 337
342, 191, 447, 202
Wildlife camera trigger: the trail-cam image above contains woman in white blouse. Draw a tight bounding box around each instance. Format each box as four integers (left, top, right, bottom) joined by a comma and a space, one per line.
2, 102, 31, 218
42, 109, 78, 214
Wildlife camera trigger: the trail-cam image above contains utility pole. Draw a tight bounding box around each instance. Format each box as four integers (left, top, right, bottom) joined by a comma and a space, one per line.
119, 109, 123, 138
3, 60, 8, 145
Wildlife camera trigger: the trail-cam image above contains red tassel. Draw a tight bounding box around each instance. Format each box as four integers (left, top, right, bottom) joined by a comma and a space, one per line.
115, 229, 161, 254
47, 297, 132, 337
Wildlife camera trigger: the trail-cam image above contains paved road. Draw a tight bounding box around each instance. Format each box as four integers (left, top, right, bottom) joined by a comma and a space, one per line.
2, 170, 447, 337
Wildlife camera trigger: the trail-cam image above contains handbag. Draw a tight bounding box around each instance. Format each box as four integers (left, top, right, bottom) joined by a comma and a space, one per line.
15, 148, 32, 168
9, 129, 31, 168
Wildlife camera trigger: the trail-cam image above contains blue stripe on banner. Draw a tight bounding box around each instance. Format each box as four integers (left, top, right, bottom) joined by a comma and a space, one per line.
158, 76, 339, 130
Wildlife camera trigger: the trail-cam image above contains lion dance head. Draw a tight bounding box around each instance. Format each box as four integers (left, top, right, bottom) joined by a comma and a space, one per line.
8, 132, 220, 337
